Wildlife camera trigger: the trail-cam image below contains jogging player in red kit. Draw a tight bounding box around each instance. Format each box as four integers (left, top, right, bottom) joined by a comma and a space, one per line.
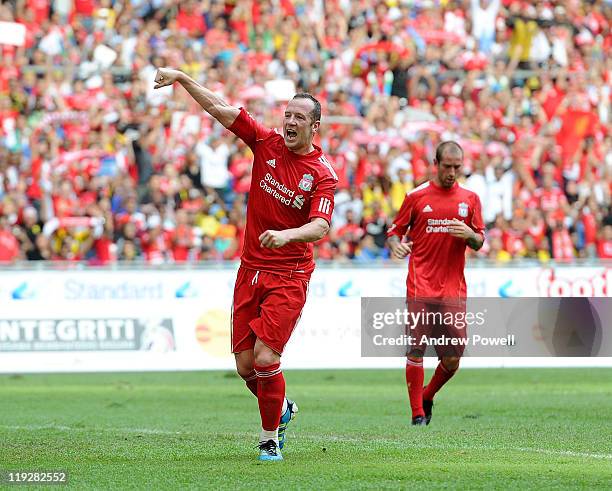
154, 68, 337, 459
387, 141, 484, 426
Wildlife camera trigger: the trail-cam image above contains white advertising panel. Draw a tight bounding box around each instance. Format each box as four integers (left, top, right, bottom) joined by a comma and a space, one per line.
0, 265, 610, 372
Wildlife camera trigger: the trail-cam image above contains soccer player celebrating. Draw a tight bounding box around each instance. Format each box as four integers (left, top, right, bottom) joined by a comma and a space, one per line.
386, 141, 484, 426
154, 68, 337, 460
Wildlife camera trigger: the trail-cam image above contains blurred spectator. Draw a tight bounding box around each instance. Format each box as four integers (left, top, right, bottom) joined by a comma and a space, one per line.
196, 135, 231, 193
0, 215, 20, 262
598, 225, 612, 259
486, 164, 514, 224
471, 0, 501, 55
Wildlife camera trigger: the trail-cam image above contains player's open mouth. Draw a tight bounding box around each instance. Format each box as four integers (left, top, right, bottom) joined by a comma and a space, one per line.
286, 129, 297, 141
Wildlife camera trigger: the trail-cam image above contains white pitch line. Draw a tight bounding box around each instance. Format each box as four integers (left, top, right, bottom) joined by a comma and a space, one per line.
1, 425, 611, 460
313, 435, 612, 460
514, 447, 612, 461
0, 425, 182, 436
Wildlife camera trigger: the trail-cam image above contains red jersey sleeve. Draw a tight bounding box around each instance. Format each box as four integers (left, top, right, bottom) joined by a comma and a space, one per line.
309, 177, 336, 225
227, 107, 274, 150
470, 194, 485, 235
387, 193, 415, 238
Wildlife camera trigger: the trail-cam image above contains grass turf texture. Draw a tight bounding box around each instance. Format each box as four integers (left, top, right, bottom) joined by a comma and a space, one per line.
0, 368, 611, 490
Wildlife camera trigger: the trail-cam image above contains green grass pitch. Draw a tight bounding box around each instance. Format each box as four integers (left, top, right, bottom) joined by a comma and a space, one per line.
1, 368, 611, 490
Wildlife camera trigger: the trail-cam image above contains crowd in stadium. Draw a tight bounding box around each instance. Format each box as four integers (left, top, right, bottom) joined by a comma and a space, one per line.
0, 0, 610, 264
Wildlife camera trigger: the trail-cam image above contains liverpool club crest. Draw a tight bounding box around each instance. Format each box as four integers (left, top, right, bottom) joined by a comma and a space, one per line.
458, 202, 469, 218
299, 173, 314, 192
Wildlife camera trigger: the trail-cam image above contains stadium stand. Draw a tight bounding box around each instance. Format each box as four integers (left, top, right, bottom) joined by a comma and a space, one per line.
0, 0, 610, 263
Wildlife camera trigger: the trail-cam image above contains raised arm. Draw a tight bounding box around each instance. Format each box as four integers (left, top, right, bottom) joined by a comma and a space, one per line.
153, 67, 240, 128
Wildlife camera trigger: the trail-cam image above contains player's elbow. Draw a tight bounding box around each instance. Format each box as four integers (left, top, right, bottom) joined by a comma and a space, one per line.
317, 221, 330, 240
312, 219, 330, 241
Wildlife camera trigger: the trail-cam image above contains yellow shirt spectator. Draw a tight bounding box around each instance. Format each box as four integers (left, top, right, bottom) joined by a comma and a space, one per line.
509, 17, 538, 62
198, 215, 220, 238
362, 184, 391, 219
390, 179, 413, 212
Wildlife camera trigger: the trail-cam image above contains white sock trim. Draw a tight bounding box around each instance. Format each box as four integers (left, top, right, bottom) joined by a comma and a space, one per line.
260, 428, 278, 444
281, 397, 288, 415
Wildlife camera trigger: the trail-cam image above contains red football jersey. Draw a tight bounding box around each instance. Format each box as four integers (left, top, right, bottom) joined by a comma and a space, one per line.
535, 187, 567, 213
388, 180, 485, 299
228, 109, 337, 279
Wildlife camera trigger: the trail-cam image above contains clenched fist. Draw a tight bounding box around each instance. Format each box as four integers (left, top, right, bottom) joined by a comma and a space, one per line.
259, 230, 291, 249
153, 68, 184, 89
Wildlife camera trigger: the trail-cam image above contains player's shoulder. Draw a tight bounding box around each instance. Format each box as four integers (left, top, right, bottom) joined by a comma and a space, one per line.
261, 127, 284, 142
405, 180, 432, 200
271, 127, 284, 139
457, 182, 482, 202
312, 151, 339, 182
254, 127, 284, 152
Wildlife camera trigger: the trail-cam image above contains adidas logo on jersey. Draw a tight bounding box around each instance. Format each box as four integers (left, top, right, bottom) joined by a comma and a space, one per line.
266, 159, 276, 168
423, 204, 433, 212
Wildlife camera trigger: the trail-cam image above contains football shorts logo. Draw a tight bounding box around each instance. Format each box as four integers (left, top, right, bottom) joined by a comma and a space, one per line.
423, 204, 433, 213
266, 159, 276, 168
458, 202, 469, 217
299, 173, 314, 191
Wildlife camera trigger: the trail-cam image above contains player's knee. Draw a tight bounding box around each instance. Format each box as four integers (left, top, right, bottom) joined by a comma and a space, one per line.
442, 356, 460, 371
234, 353, 255, 378
254, 351, 279, 367
254, 346, 280, 367
235, 363, 254, 379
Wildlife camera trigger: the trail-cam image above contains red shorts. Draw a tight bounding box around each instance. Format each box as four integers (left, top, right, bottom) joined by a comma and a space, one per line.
231, 266, 309, 354
406, 299, 468, 358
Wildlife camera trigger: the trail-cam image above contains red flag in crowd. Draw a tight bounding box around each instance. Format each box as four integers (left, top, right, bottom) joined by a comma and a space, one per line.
555, 110, 598, 163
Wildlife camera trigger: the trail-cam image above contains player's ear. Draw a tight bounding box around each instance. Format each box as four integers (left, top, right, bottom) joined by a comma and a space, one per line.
312, 120, 320, 133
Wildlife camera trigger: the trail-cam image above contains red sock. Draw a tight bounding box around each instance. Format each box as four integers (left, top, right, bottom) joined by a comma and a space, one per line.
254, 363, 286, 431
241, 370, 258, 397
405, 358, 424, 418
423, 361, 458, 401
